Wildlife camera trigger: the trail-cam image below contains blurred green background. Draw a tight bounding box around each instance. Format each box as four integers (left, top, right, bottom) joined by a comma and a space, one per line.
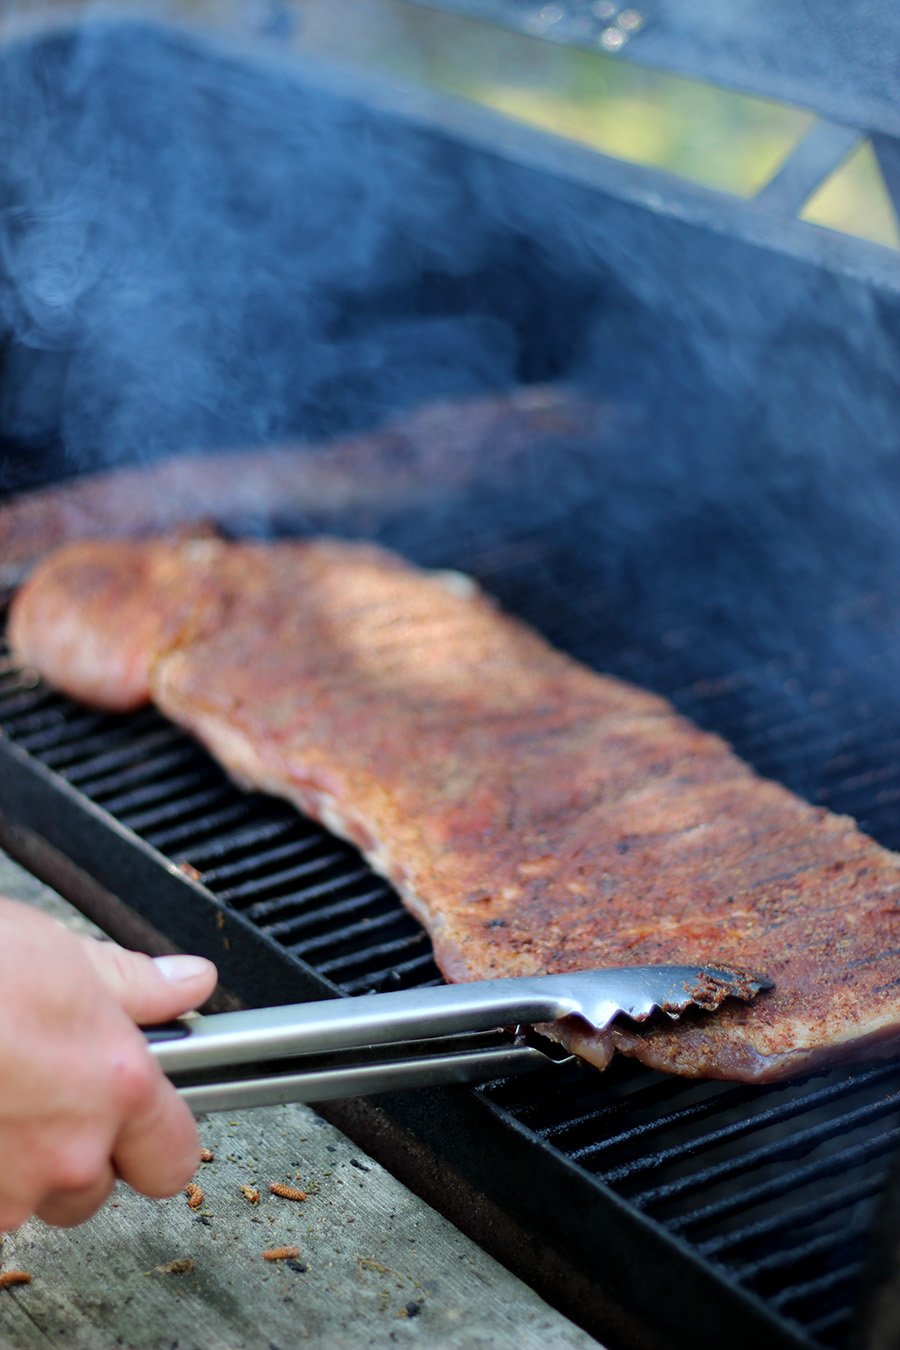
296, 0, 900, 250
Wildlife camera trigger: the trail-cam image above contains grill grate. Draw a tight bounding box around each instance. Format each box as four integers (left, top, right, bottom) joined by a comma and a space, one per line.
3, 607, 900, 1349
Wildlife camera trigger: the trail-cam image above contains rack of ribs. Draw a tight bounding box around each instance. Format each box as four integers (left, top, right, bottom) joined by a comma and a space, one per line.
10, 534, 900, 1084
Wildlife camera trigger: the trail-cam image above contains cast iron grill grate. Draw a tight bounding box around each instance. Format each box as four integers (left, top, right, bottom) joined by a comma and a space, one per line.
2, 606, 900, 1348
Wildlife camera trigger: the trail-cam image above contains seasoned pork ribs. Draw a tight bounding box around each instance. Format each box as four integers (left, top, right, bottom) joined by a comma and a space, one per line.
11, 536, 900, 1083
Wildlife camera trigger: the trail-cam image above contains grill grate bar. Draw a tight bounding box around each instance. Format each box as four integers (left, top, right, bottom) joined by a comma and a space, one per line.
95, 768, 223, 817
171, 814, 302, 868
564, 1084, 769, 1160
642, 1127, 900, 1219
11, 708, 108, 750
291, 912, 428, 961
215, 851, 354, 905
119, 783, 236, 835
571, 1062, 900, 1164
79, 745, 214, 793
333, 949, 441, 995
732, 1224, 870, 1285
695, 1175, 883, 1258
314, 930, 431, 979
666, 674, 900, 784
532, 1075, 749, 1143
197, 833, 328, 886
80, 746, 213, 801
481, 1054, 670, 1121
255, 871, 380, 929
247, 885, 397, 933
804, 1307, 854, 1343
38, 723, 186, 777
0, 687, 65, 721
597, 1083, 900, 1188
142, 800, 261, 852
769, 1262, 861, 1315
282, 907, 407, 956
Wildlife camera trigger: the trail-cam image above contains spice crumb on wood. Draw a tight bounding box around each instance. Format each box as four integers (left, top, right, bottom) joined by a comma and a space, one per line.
154, 1258, 195, 1276
357, 1257, 395, 1280
269, 1182, 308, 1202
0, 1271, 31, 1290
184, 1183, 204, 1210
262, 1246, 301, 1261
240, 1186, 260, 1204
200, 1148, 215, 1163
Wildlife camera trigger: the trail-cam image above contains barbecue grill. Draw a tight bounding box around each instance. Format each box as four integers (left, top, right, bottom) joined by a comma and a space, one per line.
1, 5, 900, 1349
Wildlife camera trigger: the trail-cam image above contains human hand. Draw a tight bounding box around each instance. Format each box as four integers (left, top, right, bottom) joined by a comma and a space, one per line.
0, 895, 218, 1231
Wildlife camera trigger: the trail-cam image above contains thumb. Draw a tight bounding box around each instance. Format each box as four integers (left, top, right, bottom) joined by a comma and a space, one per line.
79, 938, 218, 1024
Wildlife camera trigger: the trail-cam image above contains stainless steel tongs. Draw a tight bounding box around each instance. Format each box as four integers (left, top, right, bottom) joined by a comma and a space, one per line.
146, 965, 770, 1113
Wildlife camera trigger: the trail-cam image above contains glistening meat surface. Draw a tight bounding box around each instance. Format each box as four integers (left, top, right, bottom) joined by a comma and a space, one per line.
11, 537, 900, 1083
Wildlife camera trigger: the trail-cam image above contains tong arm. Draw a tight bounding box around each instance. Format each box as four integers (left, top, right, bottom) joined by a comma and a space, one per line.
148, 974, 586, 1078
147, 963, 760, 1080
143, 964, 768, 1114
158, 1030, 558, 1114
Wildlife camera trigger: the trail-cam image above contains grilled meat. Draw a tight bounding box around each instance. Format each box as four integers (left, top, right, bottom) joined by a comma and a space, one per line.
0, 385, 604, 593
11, 536, 900, 1083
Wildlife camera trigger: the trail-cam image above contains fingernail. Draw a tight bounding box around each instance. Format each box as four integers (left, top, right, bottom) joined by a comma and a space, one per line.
154, 954, 215, 982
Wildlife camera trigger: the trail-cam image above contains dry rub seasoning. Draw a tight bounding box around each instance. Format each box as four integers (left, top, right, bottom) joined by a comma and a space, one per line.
269, 1182, 308, 1202
156, 1258, 194, 1276
0, 1271, 31, 1290
184, 1183, 204, 1210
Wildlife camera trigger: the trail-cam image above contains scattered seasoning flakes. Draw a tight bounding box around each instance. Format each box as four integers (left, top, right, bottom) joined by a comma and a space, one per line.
240, 1186, 260, 1205
269, 1183, 308, 1203
200, 1148, 215, 1163
184, 1183, 204, 1210
0, 1271, 31, 1290
357, 1257, 393, 1280
155, 1258, 195, 1276
262, 1246, 300, 1262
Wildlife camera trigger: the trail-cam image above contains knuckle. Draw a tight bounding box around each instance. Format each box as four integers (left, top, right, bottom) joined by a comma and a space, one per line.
109, 1044, 161, 1115
48, 1141, 108, 1194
